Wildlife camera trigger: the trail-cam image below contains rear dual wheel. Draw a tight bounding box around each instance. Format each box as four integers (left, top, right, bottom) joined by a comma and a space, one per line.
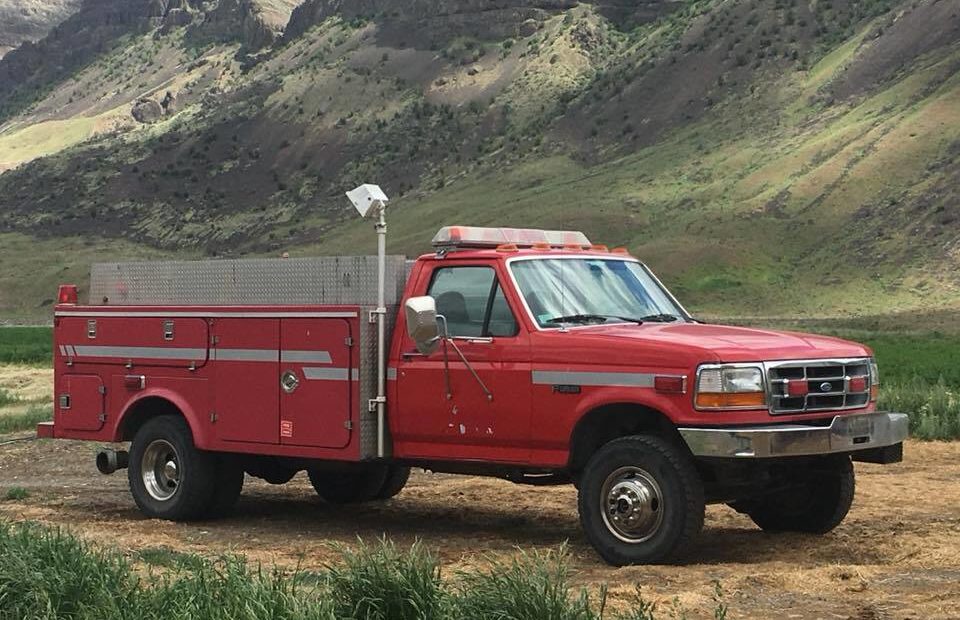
128, 415, 243, 520
308, 464, 410, 504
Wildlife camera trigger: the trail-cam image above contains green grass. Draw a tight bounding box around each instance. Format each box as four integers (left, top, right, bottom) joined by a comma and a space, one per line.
826, 330, 960, 440
0, 326, 52, 365
0, 388, 17, 407
0, 404, 52, 434
0, 523, 725, 620
3, 488, 29, 501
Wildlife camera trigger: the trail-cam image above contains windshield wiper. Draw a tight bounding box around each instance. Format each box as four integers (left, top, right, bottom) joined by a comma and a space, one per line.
637, 314, 680, 323
546, 314, 644, 325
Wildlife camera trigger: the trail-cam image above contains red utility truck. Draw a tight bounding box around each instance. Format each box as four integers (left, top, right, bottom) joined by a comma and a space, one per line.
41, 221, 907, 565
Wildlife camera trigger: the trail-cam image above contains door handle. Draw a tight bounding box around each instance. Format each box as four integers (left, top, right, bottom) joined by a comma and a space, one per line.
280, 370, 300, 393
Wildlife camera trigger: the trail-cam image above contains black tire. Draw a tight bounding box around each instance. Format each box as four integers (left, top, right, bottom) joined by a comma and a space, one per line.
732, 455, 855, 534
375, 466, 411, 500
127, 415, 218, 521
577, 435, 705, 566
308, 465, 389, 504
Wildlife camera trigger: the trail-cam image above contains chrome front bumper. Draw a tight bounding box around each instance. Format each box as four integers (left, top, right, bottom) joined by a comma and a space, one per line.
679, 412, 908, 459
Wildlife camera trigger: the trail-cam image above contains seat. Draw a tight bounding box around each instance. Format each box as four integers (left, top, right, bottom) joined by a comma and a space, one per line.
435, 291, 470, 331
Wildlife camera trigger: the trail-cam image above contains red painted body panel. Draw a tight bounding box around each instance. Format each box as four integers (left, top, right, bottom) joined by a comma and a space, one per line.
213, 318, 279, 444
49, 250, 878, 470
279, 318, 353, 448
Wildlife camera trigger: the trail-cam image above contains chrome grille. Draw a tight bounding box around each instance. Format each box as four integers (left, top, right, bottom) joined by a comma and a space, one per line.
766, 358, 872, 414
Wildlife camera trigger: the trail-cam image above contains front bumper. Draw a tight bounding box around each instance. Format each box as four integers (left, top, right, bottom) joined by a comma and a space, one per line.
679, 411, 908, 459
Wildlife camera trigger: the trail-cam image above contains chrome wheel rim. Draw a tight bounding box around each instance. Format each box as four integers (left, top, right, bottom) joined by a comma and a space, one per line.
142, 439, 180, 502
600, 466, 664, 543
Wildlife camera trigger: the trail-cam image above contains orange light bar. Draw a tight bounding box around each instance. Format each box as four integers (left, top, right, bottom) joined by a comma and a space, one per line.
432, 226, 591, 250
589, 244, 609, 252
611, 247, 631, 255
695, 392, 765, 409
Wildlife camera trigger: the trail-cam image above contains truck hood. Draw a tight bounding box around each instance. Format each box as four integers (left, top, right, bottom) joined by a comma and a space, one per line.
548, 322, 871, 364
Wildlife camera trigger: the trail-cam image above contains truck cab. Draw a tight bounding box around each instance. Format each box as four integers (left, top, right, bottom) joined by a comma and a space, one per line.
41, 225, 908, 565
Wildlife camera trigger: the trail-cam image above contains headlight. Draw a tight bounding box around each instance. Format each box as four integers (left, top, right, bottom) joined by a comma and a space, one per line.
869, 358, 879, 402
695, 365, 766, 409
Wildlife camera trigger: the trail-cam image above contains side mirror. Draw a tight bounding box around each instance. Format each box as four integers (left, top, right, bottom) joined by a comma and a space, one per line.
404, 296, 441, 355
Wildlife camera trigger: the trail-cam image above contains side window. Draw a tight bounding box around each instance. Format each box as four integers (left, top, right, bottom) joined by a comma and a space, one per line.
427, 267, 518, 338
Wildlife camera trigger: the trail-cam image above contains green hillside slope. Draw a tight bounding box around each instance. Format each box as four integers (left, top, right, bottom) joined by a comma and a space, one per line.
0, 0, 957, 319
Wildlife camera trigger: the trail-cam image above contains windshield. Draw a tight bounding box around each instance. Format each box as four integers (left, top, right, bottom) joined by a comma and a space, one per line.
509, 258, 686, 328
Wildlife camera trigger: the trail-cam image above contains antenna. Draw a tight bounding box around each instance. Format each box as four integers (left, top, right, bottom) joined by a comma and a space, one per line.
345, 183, 390, 458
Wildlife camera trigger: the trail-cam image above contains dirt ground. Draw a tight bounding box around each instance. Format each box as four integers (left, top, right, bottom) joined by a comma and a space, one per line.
0, 368, 958, 619
0, 436, 957, 619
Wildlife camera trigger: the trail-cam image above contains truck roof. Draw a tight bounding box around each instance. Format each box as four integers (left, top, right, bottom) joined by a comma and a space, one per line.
414, 248, 637, 262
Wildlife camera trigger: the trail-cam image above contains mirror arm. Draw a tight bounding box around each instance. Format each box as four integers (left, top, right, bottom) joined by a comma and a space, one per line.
445, 337, 494, 402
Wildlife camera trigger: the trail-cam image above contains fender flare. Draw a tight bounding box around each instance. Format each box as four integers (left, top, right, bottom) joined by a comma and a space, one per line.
113, 388, 208, 446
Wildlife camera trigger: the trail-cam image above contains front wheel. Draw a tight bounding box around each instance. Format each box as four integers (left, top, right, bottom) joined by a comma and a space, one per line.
731, 455, 855, 534
577, 435, 705, 566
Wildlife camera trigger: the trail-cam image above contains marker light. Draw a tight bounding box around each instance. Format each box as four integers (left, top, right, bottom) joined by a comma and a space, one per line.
57, 285, 79, 305
432, 226, 591, 250
695, 365, 766, 410
869, 359, 880, 402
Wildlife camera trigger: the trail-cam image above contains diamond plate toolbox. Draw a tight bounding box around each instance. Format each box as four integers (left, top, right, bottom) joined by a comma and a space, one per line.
89, 256, 408, 306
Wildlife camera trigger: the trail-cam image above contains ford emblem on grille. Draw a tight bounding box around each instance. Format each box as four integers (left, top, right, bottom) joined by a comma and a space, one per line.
819, 381, 833, 392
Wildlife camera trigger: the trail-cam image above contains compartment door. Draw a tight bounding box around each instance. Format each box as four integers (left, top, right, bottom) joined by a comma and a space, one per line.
213, 319, 280, 444
58, 374, 105, 432
279, 319, 352, 448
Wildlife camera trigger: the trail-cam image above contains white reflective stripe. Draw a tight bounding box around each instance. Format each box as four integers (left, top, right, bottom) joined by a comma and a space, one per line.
72, 345, 207, 360
303, 367, 354, 381
58, 345, 66, 356
68, 345, 77, 357
281, 350, 332, 363
387, 367, 397, 380
55, 311, 358, 319
532, 370, 656, 388
212, 349, 278, 362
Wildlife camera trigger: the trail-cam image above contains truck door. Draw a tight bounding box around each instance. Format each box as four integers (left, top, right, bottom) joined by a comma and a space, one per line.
395, 264, 532, 463
279, 318, 352, 448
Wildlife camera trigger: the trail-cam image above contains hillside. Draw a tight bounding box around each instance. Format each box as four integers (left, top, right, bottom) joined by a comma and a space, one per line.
0, 0, 958, 320
0, 0, 80, 59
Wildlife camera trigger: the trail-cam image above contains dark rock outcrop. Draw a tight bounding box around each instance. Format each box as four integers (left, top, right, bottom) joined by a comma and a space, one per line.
283, 0, 578, 45
131, 98, 163, 123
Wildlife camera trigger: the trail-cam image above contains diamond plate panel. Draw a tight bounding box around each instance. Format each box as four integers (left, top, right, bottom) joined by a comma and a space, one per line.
89, 256, 408, 307
357, 307, 397, 459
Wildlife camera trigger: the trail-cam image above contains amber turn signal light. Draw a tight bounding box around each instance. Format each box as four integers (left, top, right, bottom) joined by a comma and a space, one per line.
695, 392, 766, 409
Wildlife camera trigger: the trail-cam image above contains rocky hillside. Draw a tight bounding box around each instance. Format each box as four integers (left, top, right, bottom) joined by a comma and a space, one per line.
0, 0, 81, 59
0, 0, 958, 319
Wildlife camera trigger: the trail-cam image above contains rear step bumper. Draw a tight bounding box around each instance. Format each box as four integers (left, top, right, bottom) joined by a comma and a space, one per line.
679, 412, 908, 460
36, 422, 55, 439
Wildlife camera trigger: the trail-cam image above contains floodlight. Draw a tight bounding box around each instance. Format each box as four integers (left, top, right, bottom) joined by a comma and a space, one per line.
345, 184, 389, 218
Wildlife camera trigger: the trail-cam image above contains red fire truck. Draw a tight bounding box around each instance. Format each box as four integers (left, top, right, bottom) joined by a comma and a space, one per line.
40, 197, 907, 565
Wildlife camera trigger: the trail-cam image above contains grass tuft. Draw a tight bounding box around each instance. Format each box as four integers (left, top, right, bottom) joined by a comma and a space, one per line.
326, 538, 446, 620
453, 547, 600, 620
3, 487, 29, 501
0, 388, 17, 408
0, 404, 52, 434
0, 522, 725, 620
